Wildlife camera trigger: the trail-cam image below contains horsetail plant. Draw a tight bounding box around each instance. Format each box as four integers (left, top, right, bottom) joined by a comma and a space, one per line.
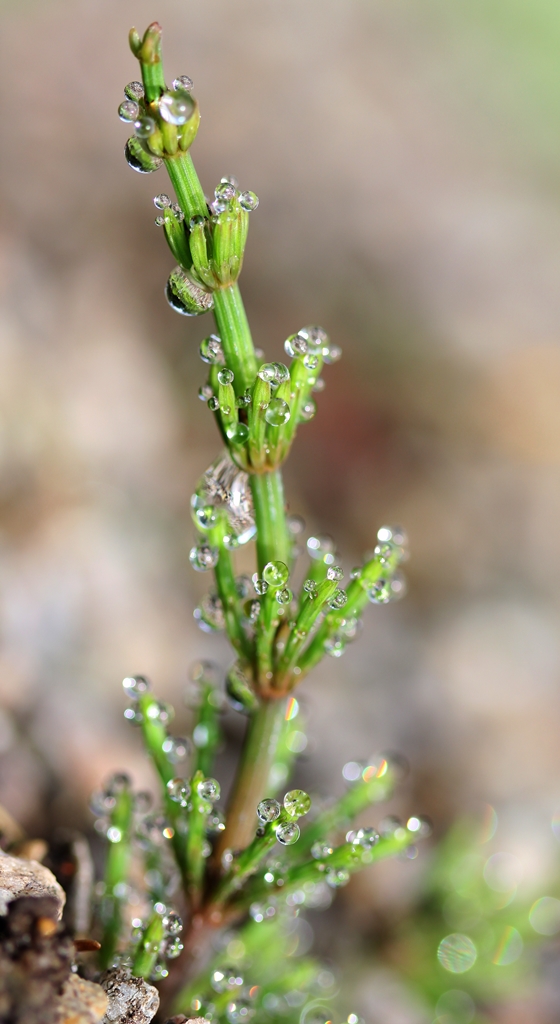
90, 22, 430, 1021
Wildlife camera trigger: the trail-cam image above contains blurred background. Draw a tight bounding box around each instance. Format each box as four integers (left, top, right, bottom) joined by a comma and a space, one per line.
1, 0, 560, 1020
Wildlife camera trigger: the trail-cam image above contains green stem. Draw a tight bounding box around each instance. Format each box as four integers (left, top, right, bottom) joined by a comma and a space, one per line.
99, 788, 133, 970
137, 693, 188, 882
250, 470, 290, 572
213, 285, 258, 395
166, 152, 208, 220
132, 912, 165, 978
186, 770, 209, 907
215, 697, 287, 857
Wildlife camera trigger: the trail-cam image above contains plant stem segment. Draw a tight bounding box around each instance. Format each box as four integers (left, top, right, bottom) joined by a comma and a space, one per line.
250, 470, 290, 572
216, 696, 287, 858
165, 152, 208, 221
213, 285, 258, 395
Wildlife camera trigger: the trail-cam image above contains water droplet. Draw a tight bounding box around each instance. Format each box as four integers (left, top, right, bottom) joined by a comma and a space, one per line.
271, 362, 290, 385
215, 181, 237, 202
529, 896, 560, 936
328, 589, 347, 610
300, 398, 316, 422
263, 561, 289, 587
226, 1000, 254, 1024
303, 354, 319, 371
367, 579, 392, 604
326, 868, 350, 888
342, 761, 363, 782
252, 576, 269, 596
208, 397, 220, 412
389, 572, 407, 601
437, 934, 477, 974
303, 579, 318, 596
250, 901, 276, 922
324, 635, 345, 657
218, 367, 235, 386
189, 544, 219, 572
298, 325, 328, 355
339, 616, 362, 640
159, 89, 195, 125
198, 384, 214, 402
124, 81, 144, 101
172, 75, 194, 92
166, 270, 213, 316
195, 596, 225, 633
195, 505, 219, 531
284, 334, 308, 358
162, 735, 191, 763
327, 565, 344, 581
257, 363, 277, 383
355, 827, 379, 848
106, 826, 122, 843
170, 202, 184, 221
287, 514, 305, 535
311, 842, 333, 860
164, 936, 184, 959
283, 789, 311, 818
134, 791, 152, 814
323, 343, 342, 364
257, 798, 281, 823
198, 778, 221, 802
276, 821, 300, 846
134, 115, 156, 138
161, 910, 183, 936
350, 567, 362, 580
146, 700, 174, 724
237, 390, 252, 408
166, 778, 191, 806
377, 524, 408, 550
265, 397, 290, 426
275, 587, 292, 606
154, 193, 170, 209
119, 99, 139, 122
239, 191, 259, 211
200, 335, 224, 364
125, 139, 163, 174
211, 967, 244, 993
228, 422, 250, 445
123, 675, 151, 698
313, 377, 326, 393
406, 816, 432, 837
155, 215, 164, 227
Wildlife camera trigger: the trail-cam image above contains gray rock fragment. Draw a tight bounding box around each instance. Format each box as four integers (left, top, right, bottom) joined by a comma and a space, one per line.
100, 967, 159, 1023
0, 850, 66, 918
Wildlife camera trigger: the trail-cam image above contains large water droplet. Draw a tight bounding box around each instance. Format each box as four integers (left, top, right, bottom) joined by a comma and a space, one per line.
239, 191, 259, 211
253, 577, 268, 596
162, 735, 191, 763
298, 325, 328, 355
299, 398, 316, 422
354, 827, 379, 848
218, 367, 234, 386
125, 81, 144, 101
276, 821, 300, 846
135, 115, 157, 139
159, 89, 195, 125
328, 589, 348, 610
215, 181, 237, 203
200, 335, 224, 364
172, 75, 194, 92
326, 868, 350, 888
166, 778, 191, 807
154, 193, 170, 209
283, 790, 311, 818
257, 798, 281, 823
275, 587, 292, 606
189, 544, 219, 571
166, 269, 213, 316
324, 635, 346, 657
263, 561, 289, 587
119, 100, 139, 122
327, 565, 344, 581
367, 579, 392, 604
265, 397, 290, 426
437, 934, 477, 974
198, 384, 213, 402
323, 343, 342, 364
125, 139, 162, 174
123, 675, 151, 698
198, 778, 221, 802
284, 334, 308, 358
211, 967, 244, 993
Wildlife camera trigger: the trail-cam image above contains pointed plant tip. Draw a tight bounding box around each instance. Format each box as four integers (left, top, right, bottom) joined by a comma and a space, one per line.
140, 22, 163, 64
128, 27, 141, 57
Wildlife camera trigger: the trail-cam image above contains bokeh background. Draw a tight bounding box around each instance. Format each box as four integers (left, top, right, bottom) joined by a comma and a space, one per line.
1, 0, 560, 1020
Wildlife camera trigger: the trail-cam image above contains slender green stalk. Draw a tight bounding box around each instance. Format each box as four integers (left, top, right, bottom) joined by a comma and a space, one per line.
250, 470, 291, 571
216, 697, 287, 857
213, 818, 280, 905
186, 770, 209, 907
137, 693, 188, 881
192, 682, 221, 777
276, 577, 339, 681
132, 912, 165, 978
165, 152, 208, 220
209, 524, 252, 661
99, 787, 133, 969
294, 763, 394, 857
213, 285, 258, 395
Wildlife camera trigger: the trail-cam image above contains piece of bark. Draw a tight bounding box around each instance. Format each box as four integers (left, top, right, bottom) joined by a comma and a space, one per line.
100, 967, 159, 1023
54, 974, 108, 1023
0, 895, 74, 1023
0, 850, 66, 919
